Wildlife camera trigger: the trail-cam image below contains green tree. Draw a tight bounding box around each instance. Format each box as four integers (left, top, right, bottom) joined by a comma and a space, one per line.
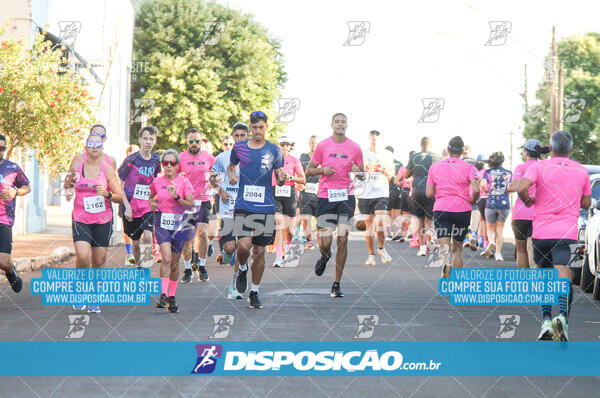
0, 31, 95, 175
132, 0, 287, 151
523, 33, 600, 164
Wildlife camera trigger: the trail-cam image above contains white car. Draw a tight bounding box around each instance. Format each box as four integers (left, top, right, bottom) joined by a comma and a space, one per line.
580, 173, 600, 300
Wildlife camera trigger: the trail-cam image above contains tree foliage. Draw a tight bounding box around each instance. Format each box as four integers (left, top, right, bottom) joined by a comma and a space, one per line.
523, 33, 600, 164
132, 0, 288, 151
0, 31, 95, 175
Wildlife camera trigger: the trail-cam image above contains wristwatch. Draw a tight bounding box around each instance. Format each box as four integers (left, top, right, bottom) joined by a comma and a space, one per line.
174, 194, 181, 201
106, 192, 112, 199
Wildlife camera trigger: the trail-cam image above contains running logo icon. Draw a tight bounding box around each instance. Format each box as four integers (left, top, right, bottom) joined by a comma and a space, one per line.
418, 98, 445, 123
497, 315, 520, 338
484, 21, 512, 46
201, 21, 225, 46
355, 315, 379, 338
191, 344, 222, 374
57, 21, 81, 47
275, 98, 300, 123
563, 98, 585, 123
65, 315, 89, 339
344, 21, 370, 46
210, 315, 234, 338
261, 153, 272, 169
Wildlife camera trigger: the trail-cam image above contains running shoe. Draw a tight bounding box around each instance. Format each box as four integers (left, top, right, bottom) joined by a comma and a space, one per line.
494, 252, 504, 262
181, 268, 192, 283
537, 319, 554, 341
248, 291, 263, 309
72, 304, 86, 311
481, 242, 495, 258
216, 254, 224, 264
236, 267, 248, 293
365, 255, 376, 266
273, 257, 284, 268
462, 238, 470, 248
87, 305, 101, 314
391, 229, 404, 242
167, 296, 179, 313
469, 235, 477, 251
315, 250, 332, 276
229, 251, 236, 266
5, 265, 22, 293
124, 254, 135, 266
377, 248, 392, 264
417, 245, 427, 256
197, 266, 209, 282
330, 283, 344, 298
228, 284, 243, 300
306, 239, 315, 250
441, 264, 452, 279
155, 293, 168, 308
552, 314, 569, 341
207, 243, 214, 257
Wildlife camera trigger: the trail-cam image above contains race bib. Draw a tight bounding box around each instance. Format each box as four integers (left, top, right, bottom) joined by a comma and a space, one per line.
328, 188, 348, 202
243, 185, 265, 203
275, 185, 291, 197
221, 199, 235, 218
133, 184, 150, 200
305, 182, 318, 195
83, 196, 106, 214
160, 212, 182, 231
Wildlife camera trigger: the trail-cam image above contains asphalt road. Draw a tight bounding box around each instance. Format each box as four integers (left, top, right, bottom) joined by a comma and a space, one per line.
1, 236, 599, 397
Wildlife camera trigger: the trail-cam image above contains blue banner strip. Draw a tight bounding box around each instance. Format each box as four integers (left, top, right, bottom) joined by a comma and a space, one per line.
2, 341, 600, 376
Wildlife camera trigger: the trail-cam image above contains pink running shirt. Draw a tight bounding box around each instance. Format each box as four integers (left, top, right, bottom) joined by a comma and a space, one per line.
72, 161, 112, 224
178, 151, 215, 202
427, 157, 479, 212
150, 175, 195, 214
512, 159, 537, 221
272, 154, 302, 186
311, 136, 363, 199
523, 157, 591, 240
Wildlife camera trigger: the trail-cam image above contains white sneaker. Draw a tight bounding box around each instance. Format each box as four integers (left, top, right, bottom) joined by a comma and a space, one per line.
482, 242, 495, 258
365, 255, 376, 266
377, 248, 392, 263
494, 252, 504, 262
273, 257, 283, 268
417, 245, 427, 256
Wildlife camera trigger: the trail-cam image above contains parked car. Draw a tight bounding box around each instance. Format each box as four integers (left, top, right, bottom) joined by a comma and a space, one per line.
579, 167, 600, 299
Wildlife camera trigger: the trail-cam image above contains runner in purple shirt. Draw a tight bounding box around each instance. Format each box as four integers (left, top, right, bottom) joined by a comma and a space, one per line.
0, 134, 31, 293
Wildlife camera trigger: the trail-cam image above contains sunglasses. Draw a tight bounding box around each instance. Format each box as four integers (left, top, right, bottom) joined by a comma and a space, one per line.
86, 141, 103, 148
280, 142, 292, 146
162, 160, 178, 167
90, 131, 106, 138
0, 146, 5, 151
250, 111, 266, 118
232, 122, 249, 131
188, 139, 202, 144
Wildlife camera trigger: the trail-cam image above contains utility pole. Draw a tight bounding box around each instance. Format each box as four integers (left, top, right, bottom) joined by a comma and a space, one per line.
549, 26, 564, 135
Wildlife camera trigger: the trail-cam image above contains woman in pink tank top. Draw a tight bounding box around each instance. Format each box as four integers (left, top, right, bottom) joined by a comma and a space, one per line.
66, 134, 122, 313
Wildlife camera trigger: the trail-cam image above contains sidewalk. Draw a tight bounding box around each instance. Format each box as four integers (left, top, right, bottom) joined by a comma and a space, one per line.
11, 225, 74, 273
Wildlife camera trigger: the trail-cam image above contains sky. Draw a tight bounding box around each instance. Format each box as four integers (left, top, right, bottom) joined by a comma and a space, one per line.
216, 0, 600, 168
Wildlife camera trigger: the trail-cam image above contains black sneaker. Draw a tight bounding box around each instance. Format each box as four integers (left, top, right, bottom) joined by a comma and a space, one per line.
315, 251, 332, 276
167, 296, 179, 313
155, 293, 167, 308
330, 283, 344, 298
236, 268, 248, 293
248, 291, 263, 309
6, 265, 22, 293
197, 266, 209, 282
181, 268, 192, 283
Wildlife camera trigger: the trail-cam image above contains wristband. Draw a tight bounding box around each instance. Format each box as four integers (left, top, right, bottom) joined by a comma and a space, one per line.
174, 194, 181, 201
106, 192, 112, 199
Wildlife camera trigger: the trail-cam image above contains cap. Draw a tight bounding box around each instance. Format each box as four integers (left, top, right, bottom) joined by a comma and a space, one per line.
524, 138, 542, 151
369, 130, 381, 136
277, 136, 294, 145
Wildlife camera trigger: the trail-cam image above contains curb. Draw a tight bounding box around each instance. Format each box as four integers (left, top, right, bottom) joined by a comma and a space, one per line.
12, 247, 74, 273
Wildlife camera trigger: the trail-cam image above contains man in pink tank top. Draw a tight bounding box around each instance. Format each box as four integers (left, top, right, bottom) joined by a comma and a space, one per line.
178, 128, 216, 282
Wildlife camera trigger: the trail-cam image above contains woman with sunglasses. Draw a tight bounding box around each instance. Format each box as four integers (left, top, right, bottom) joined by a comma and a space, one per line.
271, 136, 305, 267
149, 149, 195, 313
66, 134, 123, 313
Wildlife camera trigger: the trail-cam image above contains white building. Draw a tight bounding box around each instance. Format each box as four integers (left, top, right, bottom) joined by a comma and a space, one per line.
0, 0, 134, 235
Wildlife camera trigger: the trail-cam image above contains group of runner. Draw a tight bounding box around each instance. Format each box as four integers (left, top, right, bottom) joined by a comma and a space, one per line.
0, 113, 590, 340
